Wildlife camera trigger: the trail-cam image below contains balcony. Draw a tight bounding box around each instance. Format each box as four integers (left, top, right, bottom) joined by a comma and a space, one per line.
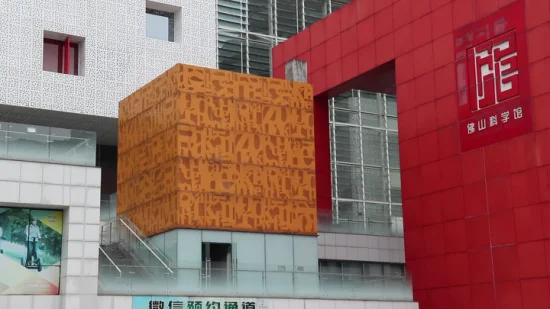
0, 122, 96, 166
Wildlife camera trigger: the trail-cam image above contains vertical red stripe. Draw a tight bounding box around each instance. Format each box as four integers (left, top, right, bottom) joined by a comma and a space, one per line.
64, 37, 70, 74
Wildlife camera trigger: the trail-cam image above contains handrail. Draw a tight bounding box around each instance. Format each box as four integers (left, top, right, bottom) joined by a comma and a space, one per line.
117, 216, 173, 265
118, 219, 174, 274
99, 246, 122, 278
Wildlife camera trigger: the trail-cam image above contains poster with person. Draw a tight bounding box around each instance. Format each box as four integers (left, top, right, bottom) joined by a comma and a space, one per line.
0, 206, 63, 295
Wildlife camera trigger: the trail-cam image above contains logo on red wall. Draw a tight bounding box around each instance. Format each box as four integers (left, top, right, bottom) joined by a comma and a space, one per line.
454, 2, 531, 152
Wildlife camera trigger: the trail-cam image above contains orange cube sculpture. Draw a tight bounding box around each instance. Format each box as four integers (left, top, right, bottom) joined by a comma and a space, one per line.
117, 64, 317, 236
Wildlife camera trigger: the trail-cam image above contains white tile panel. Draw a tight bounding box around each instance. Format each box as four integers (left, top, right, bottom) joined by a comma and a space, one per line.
20, 162, 43, 183
85, 187, 101, 207
319, 300, 335, 309
336, 246, 347, 259
70, 167, 87, 186
85, 169, 101, 187
83, 242, 99, 259
43, 164, 65, 184
66, 259, 82, 276
0, 180, 20, 203
85, 208, 100, 224
70, 186, 86, 206
0, 296, 7, 309
42, 184, 64, 205
324, 233, 336, 246
84, 224, 100, 242
9, 296, 33, 309
325, 246, 337, 259
67, 241, 84, 259
349, 301, 364, 309
113, 296, 133, 309
82, 259, 99, 276
20, 182, 42, 203
32, 295, 61, 309
0, 160, 20, 181
68, 208, 85, 224
67, 224, 85, 241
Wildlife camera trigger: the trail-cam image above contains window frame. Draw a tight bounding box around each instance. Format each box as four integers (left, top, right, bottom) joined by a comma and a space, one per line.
43, 38, 79, 75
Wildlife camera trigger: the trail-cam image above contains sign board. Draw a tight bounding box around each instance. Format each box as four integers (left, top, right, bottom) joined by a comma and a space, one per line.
132, 297, 269, 309
454, 1, 532, 152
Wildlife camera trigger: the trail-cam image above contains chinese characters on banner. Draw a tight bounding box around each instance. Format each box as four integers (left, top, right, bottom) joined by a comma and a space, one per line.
466, 107, 523, 134
133, 297, 268, 309
454, 1, 532, 152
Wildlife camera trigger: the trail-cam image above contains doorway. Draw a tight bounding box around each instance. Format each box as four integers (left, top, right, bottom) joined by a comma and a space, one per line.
202, 242, 232, 289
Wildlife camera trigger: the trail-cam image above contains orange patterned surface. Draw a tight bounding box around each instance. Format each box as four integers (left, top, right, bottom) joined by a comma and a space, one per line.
118, 64, 316, 236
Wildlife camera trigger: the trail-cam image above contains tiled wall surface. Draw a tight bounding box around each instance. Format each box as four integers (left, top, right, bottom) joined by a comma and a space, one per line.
0, 159, 101, 307
0, 0, 216, 118
117, 64, 317, 236
318, 233, 405, 263
0, 296, 418, 309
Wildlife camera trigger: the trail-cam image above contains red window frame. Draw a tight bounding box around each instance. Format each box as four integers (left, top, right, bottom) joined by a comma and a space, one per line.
44, 37, 79, 75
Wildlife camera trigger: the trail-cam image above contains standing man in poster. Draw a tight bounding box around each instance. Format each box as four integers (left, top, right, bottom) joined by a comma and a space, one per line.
25, 219, 41, 264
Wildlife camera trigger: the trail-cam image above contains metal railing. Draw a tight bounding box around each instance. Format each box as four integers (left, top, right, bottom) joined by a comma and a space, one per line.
97, 265, 413, 301
99, 246, 122, 278
100, 217, 175, 273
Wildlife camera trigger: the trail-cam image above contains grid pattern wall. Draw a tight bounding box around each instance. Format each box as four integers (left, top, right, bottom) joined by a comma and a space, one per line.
217, 0, 350, 76
329, 91, 402, 227
0, 0, 217, 118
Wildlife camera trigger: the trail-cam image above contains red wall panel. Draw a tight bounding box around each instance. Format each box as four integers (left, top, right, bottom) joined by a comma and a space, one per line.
273, 0, 550, 307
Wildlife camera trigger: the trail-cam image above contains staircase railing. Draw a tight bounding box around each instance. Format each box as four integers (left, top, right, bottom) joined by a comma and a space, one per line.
98, 245, 121, 278
100, 216, 174, 275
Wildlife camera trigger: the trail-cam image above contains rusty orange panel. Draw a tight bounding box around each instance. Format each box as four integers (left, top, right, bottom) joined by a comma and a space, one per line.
264, 135, 291, 167
288, 139, 316, 170
118, 64, 316, 237
203, 97, 235, 130
178, 191, 207, 228
233, 196, 264, 231
176, 158, 210, 193
205, 68, 236, 98
206, 128, 234, 163
234, 101, 263, 134
265, 78, 293, 107
235, 164, 264, 197
206, 163, 237, 195
287, 107, 314, 140
233, 131, 264, 165
176, 125, 208, 160
290, 81, 313, 110
151, 160, 178, 200
262, 105, 289, 137
290, 169, 317, 201
233, 73, 268, 103
264, 167, 292, 200
176, 92, 207, 127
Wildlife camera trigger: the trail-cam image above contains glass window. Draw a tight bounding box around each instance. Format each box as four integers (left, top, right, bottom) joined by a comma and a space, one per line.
146, 9, 175, 42
7, 123, 50, 163
0, 122, 7, 159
